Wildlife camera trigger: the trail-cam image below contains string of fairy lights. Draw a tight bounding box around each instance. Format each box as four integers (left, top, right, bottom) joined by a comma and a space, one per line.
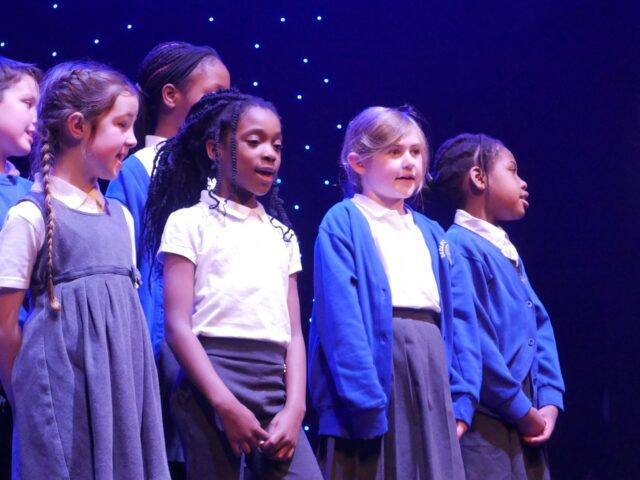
1, 1, 360, 436
0, 3, 354, 214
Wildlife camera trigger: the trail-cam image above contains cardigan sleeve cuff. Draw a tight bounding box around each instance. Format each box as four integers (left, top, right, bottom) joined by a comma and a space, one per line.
501, 390, 533, 423
350, 408, 388, 439
538, 386, 565, 412
452, 393, 477, 426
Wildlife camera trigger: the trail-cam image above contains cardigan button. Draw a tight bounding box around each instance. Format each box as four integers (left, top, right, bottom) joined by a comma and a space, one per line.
527, 338, 535, 346
526, 300, 533, 308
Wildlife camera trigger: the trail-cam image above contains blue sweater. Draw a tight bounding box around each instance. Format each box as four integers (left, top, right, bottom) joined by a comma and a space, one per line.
1, 173, 32, 323
0, 173, 31, 230
106, 155, 164, 355
446, 224, 565, 423
308, 199, 481, 439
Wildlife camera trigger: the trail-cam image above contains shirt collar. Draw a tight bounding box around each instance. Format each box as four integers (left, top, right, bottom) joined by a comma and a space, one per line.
32, 173, 106, 212
145, 135, 166, 148
137, 136, 167, 177
454, 209, 519, 264
352, 193, 409, 219
4, 160, 19, 175
199, 190, 269, 222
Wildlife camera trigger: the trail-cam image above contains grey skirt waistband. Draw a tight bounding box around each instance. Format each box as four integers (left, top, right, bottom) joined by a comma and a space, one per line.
392, 307, 440, 327
198, 336, 286, 364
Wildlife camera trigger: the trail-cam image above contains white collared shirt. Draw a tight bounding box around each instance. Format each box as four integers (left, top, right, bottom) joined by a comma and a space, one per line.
351, 194, 441, 311
454, 209, 520, 265
0, 175, 136, 289
136, 135, 167, 177
4, 160, 19, 175
158, 191, 302, 345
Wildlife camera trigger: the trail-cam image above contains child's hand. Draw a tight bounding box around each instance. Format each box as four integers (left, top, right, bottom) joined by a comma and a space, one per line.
521, 405, 559, 445
516, 407, 546, 437
260, 406, 305, 462
456, 420, 468, 438
217, 398, 270, 456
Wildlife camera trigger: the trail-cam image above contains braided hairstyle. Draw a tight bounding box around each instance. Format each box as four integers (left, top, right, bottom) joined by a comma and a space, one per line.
0, 56, 42, 100
34, 61, 137, 310
430, 133, 504, 209
143, 88, 293, 264
340, 105, 430, 201
134, 41, 223, 143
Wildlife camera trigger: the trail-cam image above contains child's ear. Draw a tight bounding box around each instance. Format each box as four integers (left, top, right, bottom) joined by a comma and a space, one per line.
66, 112, 87, 140
205, 139, 216, 161
347, 152, 366, 175
468, 165, 487, 192
161, 84, 179, 109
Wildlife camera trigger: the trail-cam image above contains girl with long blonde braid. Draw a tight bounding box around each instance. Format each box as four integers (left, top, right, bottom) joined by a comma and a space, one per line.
0, 61, 169, 479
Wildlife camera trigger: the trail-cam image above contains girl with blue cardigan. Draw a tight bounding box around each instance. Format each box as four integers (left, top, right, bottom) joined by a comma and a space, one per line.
308, 106, 480, 480
105, 42, 230, 473
432, 133, 565, 480
106, 41, 230, 355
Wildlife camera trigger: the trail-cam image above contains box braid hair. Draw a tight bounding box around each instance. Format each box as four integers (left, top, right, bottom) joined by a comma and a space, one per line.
134, 41, 221, 145
142, 88, 293, 266
32, 61, 137, 310
430, 133, 504, 209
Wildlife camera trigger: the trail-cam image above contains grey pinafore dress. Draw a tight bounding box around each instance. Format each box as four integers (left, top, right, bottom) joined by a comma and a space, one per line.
11, 193, 169, 479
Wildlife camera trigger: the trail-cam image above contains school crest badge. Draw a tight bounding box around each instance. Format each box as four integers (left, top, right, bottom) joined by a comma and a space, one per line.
439, 239, 453, 266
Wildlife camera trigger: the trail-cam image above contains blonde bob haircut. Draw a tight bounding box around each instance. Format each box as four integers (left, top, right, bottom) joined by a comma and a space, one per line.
339, 105, 429, 196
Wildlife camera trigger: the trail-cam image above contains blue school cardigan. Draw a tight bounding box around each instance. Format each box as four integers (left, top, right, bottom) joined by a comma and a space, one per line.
308, 199, 481, 439
1, 173, 33, 323
446, 224, 565, 423
106, 155, 164, 355
0, 173, 31, 230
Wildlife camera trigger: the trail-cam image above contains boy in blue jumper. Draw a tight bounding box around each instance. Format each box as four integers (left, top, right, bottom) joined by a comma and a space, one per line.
0, 55, 40, 480
0, 57, 40, 229
432, 133, 565, 480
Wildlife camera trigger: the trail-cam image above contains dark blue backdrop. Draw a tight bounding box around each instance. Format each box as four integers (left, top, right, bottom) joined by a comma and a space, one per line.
2, 1, 638, 478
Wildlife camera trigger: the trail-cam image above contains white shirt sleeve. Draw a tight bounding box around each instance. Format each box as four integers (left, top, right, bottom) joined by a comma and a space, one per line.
0, 202, 45, 289
158, 209, 198, 265
287, 232, 302, 275
118, 203, 137, 267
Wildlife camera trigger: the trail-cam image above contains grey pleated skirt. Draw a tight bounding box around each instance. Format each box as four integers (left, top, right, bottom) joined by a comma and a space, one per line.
171, 336, 322, 480
319, 310, 465, 480
11, 274, 169, 480
461, 376, 549, 480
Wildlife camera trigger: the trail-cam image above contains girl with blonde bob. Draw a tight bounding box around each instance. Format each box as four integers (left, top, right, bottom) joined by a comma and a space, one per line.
308, 106, 480, 479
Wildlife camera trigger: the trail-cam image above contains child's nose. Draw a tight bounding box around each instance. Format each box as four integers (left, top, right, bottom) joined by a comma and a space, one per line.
126, 133, 137, 149
401, 152, 414, 168
262, 146, 277, 161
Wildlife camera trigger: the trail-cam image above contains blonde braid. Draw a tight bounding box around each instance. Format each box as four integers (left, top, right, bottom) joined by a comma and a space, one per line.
41, 130, 60, 311
32, 60, 138, 311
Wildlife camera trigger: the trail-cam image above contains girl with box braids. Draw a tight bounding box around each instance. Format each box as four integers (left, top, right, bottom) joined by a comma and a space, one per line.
143, 88, 293, 263
431, 133, 504, 209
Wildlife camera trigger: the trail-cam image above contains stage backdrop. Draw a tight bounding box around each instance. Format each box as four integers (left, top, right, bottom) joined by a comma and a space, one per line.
2, 1, 638, 478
